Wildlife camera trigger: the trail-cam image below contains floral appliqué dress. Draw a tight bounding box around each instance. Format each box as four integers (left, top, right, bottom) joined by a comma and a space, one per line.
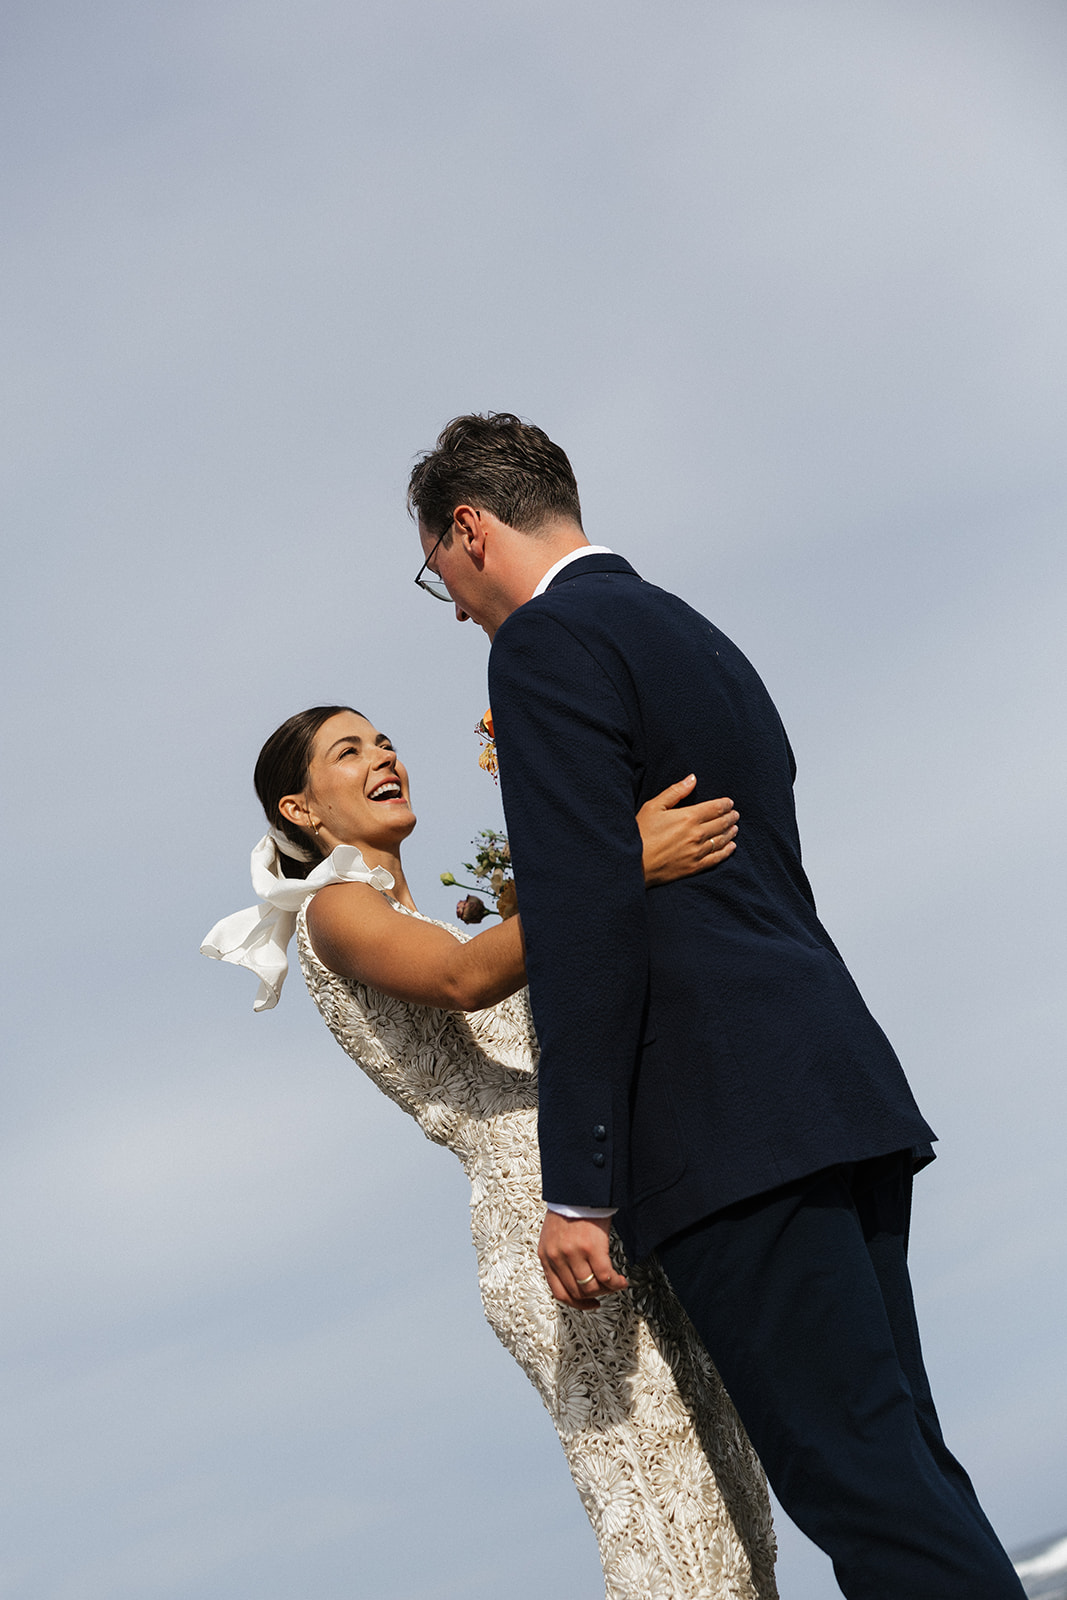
297, 895, 778, 1600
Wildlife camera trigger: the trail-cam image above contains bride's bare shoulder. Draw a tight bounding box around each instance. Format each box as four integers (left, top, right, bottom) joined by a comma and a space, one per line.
305, 879, 396, 960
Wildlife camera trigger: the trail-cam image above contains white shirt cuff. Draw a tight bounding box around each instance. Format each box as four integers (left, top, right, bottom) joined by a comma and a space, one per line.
545, 1203, 618, 1219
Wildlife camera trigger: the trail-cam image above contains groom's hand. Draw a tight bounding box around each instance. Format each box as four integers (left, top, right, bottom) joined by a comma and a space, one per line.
538, 1212, 629, 1309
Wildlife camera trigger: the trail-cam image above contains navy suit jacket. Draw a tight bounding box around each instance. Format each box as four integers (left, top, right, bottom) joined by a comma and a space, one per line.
489, 554, 934, 1261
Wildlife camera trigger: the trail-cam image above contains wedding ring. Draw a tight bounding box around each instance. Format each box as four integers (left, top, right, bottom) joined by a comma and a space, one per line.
575, 1272, 597, 1286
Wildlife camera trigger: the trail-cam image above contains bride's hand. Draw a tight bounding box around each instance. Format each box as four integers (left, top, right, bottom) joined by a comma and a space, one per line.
638, 775, 738, 887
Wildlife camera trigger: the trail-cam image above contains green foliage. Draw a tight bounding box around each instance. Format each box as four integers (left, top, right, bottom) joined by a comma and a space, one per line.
462, 829, 513, 894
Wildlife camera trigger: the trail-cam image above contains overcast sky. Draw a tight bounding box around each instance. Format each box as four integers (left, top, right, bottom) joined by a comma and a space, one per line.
3, 3, 1066, 1596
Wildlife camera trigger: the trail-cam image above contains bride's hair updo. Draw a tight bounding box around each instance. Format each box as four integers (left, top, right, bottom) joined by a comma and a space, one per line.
254, 705, 362, 879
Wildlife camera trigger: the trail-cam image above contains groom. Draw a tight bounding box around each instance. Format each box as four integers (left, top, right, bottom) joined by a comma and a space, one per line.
408, 413, 1024, 1599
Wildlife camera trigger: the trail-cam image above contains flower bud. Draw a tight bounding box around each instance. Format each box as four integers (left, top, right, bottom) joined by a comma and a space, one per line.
456, 895, 488, 924
440, 872, 457, 886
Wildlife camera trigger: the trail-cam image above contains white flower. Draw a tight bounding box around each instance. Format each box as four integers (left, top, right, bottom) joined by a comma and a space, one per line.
648, 1435, 721, 1530
518, 1341, 559, 1406
604, 1546, 676, 1600
629, 1350, 691, 1431
688, 1527, 728, 1593
415, 1099, 459, 1146
471, 1205, 527, 1289
404, 1047, 448, 1103
550, 1350, 594, 1434
514, 1264, 560, 1346
576, 1448, 638, 1540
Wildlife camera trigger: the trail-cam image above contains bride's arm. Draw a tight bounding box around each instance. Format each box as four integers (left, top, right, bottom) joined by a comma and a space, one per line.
307, 777, 739, 1010
307, 882, 528, 1012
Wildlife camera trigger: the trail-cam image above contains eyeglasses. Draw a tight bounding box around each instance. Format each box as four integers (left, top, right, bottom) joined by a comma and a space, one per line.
414, 519, 454, 602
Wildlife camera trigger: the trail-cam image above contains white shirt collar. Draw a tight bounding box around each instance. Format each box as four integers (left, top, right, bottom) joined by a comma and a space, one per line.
531, 545, 614, 598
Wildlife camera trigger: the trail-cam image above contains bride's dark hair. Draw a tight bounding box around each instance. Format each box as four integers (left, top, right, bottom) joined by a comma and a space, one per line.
254, 705, 363, 880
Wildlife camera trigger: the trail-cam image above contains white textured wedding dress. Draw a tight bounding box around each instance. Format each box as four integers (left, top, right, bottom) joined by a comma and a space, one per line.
297, 895, 778, 1600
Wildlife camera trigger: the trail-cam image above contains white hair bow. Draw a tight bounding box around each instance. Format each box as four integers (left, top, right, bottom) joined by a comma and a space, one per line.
200, 829, 395, 1011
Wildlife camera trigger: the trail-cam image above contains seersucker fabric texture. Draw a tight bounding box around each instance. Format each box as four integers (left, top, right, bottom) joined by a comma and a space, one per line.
297, 894, 778, 1600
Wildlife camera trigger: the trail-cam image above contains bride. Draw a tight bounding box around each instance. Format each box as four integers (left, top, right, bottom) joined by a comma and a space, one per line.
203, 704, 778, 1599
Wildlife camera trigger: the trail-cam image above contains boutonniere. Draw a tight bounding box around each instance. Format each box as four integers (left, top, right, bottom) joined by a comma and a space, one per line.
476, 707, 498, 779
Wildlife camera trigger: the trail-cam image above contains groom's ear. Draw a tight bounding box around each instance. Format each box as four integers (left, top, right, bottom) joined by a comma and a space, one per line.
452, 504, 491, 565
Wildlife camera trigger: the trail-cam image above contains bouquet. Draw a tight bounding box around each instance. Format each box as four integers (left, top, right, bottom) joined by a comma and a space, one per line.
441, 829, 517, 924
440, 708, 515, 924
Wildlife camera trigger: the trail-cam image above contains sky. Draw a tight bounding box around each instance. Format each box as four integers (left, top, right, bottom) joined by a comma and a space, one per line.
2, 2, 1066, 1596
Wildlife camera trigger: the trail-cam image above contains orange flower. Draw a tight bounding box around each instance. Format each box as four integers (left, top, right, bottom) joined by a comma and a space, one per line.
495, 880, 519, 920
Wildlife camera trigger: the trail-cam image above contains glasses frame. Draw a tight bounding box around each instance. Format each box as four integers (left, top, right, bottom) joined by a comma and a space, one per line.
414, 519, 454, 602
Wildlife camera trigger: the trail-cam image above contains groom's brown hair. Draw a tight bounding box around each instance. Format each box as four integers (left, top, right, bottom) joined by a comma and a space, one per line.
408, 412, 583, 540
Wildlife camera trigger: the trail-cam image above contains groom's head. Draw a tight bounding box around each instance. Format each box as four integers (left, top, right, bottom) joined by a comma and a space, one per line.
409, 413, 582, 538
409, 413, 587, 637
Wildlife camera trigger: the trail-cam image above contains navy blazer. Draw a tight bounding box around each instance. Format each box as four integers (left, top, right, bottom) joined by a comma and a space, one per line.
489, 554, 935, 1261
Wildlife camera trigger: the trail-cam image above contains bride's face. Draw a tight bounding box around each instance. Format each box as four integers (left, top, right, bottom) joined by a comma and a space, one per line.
290, 711, 416, 855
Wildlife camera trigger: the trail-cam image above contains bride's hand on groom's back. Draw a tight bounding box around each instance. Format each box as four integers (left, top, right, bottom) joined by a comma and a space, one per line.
638, 776, 739, 887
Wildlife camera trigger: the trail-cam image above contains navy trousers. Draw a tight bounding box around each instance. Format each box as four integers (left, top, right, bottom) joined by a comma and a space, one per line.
655, 1154, 1024, 1600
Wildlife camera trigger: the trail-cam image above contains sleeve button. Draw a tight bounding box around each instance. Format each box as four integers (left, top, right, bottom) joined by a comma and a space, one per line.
593, 1124, 606, 1141
592, 1152, 606, 1168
